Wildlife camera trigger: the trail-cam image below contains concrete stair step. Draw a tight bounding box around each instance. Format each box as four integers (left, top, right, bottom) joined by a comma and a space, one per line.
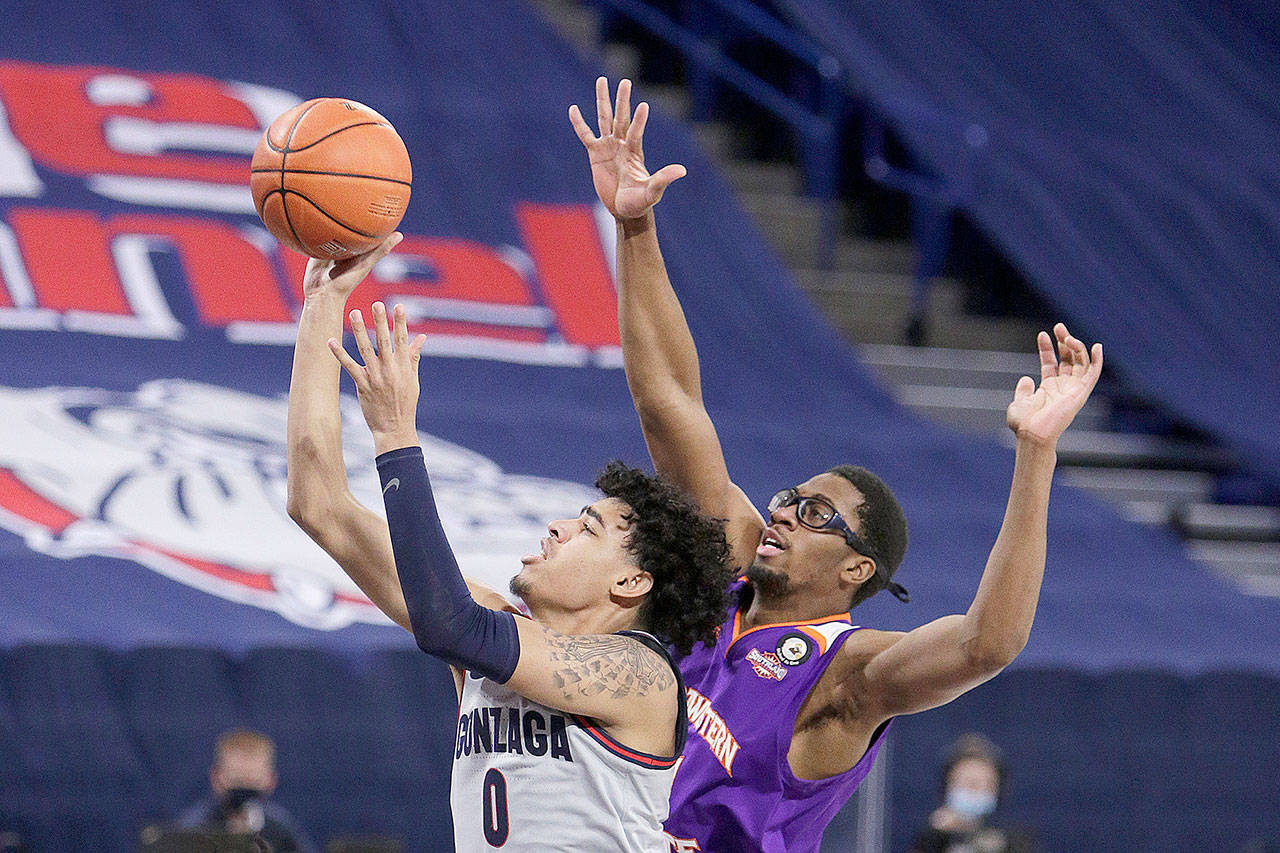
836, 237, 916, 275
693, 122, 736, 161
737, 191, 825, 263
1178, 504, 1280, 542
923, 316, 1045, 352
1057, 467, 1215, 505
1188, 541, 1280, 595
806, 271, 1046, 346
1118, 500, 1180, 526
1012, 430, 1234, 472
642, 84, 692, 120
807, 290, 912, 330
774, 233, 919, 276
799, 275, 967, 339
795, 269, 960, 300
895, 386, 1110, 434
1110, 500, 1280, 542
858, 343, 1037, 371
828, 313, 1044, 352
600, 42, 641, 81
831, 320, 920, 346
531, 0, 601, 54
857, 342, 1038, 391
722, 160, 802, 196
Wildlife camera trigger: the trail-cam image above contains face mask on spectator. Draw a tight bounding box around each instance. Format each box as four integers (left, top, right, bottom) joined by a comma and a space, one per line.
945, 786, 996, 819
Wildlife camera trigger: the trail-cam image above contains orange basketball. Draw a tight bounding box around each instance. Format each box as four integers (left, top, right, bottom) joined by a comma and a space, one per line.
250, 97, 412, 260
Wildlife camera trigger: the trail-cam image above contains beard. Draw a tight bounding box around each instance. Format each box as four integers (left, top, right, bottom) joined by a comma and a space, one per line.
509, 574, 531, 601
744, 562, 792, 599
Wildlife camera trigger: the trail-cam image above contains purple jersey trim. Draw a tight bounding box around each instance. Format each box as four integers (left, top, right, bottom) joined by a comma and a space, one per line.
723, 608, 853, 659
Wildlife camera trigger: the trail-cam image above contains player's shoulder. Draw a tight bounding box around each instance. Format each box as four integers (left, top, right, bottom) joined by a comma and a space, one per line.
614, 632, 683, 711
843, 627, 907, 653
616, 629, 679, 671
831, 627, 907, 672
544, 627, 678, 687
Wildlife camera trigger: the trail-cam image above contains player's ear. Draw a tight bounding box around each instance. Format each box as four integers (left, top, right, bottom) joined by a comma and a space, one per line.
840, 556, 875, 587
611, 570, 653, 607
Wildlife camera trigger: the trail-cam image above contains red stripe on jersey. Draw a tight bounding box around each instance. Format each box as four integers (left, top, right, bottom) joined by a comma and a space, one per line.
572, 715, 679, 769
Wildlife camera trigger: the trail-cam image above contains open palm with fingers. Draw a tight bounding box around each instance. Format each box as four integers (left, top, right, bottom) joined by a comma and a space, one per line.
328, 301, 427, 454
569, 76, 686, 219
1006, 323, 1103, 446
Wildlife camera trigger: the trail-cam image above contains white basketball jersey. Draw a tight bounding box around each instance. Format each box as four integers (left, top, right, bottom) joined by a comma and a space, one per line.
450, 631, 686, 852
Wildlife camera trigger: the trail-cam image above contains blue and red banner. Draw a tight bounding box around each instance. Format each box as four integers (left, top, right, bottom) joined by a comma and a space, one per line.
0, 0, 1276, 675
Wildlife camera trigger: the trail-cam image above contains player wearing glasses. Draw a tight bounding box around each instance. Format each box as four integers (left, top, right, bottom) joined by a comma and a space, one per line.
569, 78, 1103, 852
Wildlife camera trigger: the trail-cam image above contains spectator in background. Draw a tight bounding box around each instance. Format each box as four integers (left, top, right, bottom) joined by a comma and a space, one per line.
175, 728, 316, 853
907, 733, 1035, 853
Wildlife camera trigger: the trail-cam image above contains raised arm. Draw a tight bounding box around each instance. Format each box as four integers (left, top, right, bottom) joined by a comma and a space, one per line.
855, 325, 1103, 717
570, 78, 762, 568
286, 236, 414, 630
330, 305, 676, 744
285, 237, 507, 632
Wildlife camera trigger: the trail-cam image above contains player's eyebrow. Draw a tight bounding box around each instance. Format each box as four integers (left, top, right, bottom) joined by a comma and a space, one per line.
582, 505, 606, 528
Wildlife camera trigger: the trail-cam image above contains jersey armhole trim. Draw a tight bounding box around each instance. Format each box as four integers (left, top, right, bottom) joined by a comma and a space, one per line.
571, 715, 681, 769
776, 626, 881, 790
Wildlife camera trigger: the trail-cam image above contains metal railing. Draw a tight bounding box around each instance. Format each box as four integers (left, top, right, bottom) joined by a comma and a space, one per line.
862, 98, 989, 341
590, 0, 844, 267
589, 0, 989, 324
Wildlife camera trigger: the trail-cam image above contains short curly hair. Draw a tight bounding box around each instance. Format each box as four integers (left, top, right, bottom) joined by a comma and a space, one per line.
595, 461, 734, 655
828, 464, 909, 608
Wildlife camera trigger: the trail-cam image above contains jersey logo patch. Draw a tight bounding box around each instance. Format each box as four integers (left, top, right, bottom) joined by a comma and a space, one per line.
775, 631, 813, 666
746, 647, 787, 681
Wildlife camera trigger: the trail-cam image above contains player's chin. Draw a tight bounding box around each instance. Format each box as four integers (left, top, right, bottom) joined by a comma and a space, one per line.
744, 562, 792, 598
509, 571, 534, 602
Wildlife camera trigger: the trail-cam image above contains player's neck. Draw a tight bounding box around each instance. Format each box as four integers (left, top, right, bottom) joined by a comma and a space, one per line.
527, 600, 640, 638
740, 584, 849, 631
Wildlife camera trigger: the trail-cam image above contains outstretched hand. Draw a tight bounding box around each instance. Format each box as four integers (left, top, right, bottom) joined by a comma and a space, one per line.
302, 232, 402, 302
1006, 323, 1103, 447
569, 76, 687, 220
328, 301, 427, 455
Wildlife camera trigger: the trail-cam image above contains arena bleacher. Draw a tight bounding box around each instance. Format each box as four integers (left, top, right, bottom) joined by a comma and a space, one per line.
776, 0, 1280, 492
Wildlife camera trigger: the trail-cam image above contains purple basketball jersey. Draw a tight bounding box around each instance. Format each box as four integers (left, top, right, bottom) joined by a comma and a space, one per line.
664, 581, 890, 852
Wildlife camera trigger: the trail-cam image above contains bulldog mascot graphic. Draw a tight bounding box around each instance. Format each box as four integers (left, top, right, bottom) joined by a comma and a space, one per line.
0, 379, 598, 630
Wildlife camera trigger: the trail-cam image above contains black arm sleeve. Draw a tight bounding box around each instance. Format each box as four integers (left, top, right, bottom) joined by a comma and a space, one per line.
376, 446, 520, 683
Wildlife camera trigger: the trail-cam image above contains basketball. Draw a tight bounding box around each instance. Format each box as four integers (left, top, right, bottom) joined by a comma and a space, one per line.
250, 97, 412, 260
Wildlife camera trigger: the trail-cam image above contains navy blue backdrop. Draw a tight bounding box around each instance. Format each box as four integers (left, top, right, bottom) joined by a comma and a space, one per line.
782, 0, 1280, 492
0, 0, 1277, 850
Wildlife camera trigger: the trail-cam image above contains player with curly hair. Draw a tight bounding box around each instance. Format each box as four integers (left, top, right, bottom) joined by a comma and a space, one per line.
574, 460, 735, 656
285, 243, 735, 852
